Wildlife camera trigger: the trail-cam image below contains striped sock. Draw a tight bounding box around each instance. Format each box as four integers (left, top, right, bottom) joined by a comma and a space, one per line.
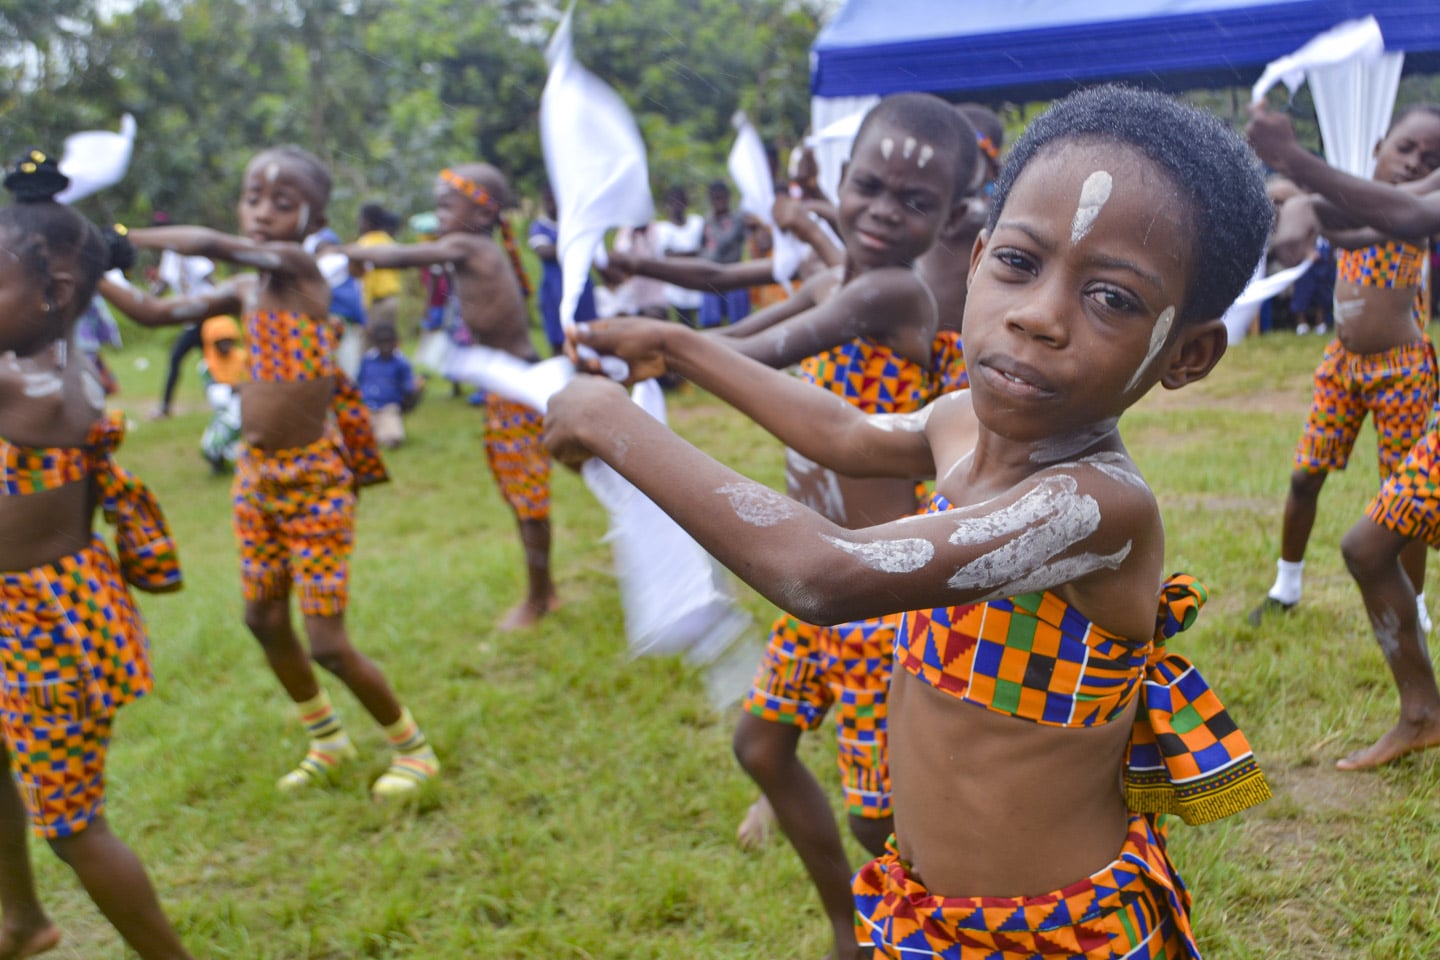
383, 706, 428, 752
297, 689, 345, 742
373, 706, 440, 798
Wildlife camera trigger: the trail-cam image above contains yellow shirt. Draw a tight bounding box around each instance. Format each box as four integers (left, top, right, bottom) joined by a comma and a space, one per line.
358, 231, 403, 306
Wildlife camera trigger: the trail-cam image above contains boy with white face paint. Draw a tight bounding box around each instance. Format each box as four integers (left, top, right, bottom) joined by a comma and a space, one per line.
547, 86, 1273, 958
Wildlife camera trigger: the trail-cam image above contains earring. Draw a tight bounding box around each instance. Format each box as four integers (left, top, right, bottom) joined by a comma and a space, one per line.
41, 301, 52, 313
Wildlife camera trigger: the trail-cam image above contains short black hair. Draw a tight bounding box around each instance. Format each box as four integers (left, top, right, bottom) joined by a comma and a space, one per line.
1389, 103, 1440, 134
988, 85, 1271, 324
1, 150, 111, 315
252, 145, 332, 209
853, 92, 977, 205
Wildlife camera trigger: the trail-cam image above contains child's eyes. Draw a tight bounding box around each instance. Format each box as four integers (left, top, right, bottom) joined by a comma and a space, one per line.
992, 248, 1033, 272
1087, 285, 1140, 313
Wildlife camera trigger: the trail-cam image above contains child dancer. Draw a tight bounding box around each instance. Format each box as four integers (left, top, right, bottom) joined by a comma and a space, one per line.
1250, 103, 1440, 768
97, 146, 438, 797
552, 85, 1273, 959
1247, 105, 1440, 626
0, 152, 192, 959
339, 163, 556, 631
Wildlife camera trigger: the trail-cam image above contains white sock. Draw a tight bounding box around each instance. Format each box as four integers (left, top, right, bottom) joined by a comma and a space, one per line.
1268, 559, 1303, 605
1419, 593, 1432, 635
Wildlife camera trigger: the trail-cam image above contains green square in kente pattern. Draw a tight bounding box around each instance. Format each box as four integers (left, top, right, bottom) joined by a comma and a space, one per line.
1170, 703, 1204, 735
991, 677, 1023, 714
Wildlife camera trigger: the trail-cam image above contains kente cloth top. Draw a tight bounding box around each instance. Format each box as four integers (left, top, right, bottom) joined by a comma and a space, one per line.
897, 493, 1270, 825
1336, 240, 1426, 289
928, 329, 969, 400
247, 310, 338, 383
0, 411, 181, 594
242, 310, 388, 489
797, 337, 929, 414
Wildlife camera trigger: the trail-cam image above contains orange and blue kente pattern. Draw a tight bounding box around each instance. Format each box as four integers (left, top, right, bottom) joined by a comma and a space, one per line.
798, 337, 929, 414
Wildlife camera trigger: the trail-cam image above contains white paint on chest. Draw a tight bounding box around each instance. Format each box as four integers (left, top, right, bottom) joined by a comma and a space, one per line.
822, 534, 935, 573
1123, 305, 1175, 393
20, 370, 62, 397
1070, 170, 1113, 245
718, 481, 798, 527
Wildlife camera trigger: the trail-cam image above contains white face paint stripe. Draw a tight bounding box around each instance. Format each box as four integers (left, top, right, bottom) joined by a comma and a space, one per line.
880, 137, 895, 160
822, 534, 935, 573
918, 145, 934, 168
1124, 305, 1175, 393
902, 137, 917, 160
264, 162, 280, 183
1070, 170, 1113, 245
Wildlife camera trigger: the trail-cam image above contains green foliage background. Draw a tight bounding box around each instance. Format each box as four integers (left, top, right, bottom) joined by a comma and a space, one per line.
0, 0, 824, 235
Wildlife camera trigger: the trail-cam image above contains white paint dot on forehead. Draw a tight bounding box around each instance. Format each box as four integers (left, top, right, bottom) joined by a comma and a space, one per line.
902, 137, 917, 159
880, 137, 895, 160
1070, 170, 1113, 245
917, 145, 934, 169
264, 162, 280, 183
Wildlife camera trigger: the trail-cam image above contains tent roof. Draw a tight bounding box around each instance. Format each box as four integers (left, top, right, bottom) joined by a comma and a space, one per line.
812, 0, 1440, 100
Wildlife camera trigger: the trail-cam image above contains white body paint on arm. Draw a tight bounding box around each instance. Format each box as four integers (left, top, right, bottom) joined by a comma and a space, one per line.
822, 534, 935, 573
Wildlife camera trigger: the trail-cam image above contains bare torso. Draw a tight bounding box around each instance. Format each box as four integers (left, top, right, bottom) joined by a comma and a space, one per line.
1335, 280, 1426, 355
232, 273, 337, 450
0, 346, 102, 571
452, 236, 537, 362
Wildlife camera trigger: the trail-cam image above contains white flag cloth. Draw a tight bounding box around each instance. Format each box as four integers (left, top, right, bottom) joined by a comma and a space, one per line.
1229, 17, 1403, 336
727, 113, 802, 286
540, 7, 654, 333
55, 114, 136, 205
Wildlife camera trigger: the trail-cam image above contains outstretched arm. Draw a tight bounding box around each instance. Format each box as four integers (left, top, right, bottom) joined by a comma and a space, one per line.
127, 226, 317, 280
98, 274, 247, 329
1249, 104, 1440, 240
573, 318, 938, 480
721, 268, 930, 369
338, 235, 470, 270
607, 250, 776, 292
545, 376, 1152, 629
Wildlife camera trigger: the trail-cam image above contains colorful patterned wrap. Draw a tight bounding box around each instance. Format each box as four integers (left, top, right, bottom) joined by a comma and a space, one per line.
484, 396, 551, 522
900, 495, 1270, 825
1336, 240, 1426, 289
797, 337, 930, 414
1366, 405, 1440, 546
233, 436, 355, 616
1293, 337, 1436, 479
743, 613, 899, 817
0, 412, 182, 593
854, 812, 1197, 960
928, 330, 969, 400
1336, 240, 1428, 325
0, 535, 153, 837
244, 310, 389, 489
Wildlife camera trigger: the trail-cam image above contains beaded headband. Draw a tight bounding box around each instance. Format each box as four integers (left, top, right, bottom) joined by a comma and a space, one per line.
439, 168, 495, 208
976, 133, 1000, 165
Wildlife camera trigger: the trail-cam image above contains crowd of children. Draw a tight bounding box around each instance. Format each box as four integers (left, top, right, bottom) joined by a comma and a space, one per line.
5, 67, 1440, 960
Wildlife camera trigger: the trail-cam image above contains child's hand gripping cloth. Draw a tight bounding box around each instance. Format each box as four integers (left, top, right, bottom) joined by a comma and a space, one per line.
85, 411, 183, 593
728, 112, 801, 287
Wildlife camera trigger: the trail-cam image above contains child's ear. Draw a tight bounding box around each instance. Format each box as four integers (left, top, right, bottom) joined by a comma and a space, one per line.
1158, 318, 1227, 390
47, 267, 78, 315
966, 228, 989, 287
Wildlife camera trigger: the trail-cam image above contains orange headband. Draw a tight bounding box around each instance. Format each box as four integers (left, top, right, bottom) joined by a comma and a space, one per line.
439, 168, 495, 208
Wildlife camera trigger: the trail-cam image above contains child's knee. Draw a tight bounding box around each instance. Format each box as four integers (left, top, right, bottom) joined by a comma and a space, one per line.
244, 600, 290, 640
732, 718, 791, 779
1342, 522, 1399, 579
1289, 469, 1326, 500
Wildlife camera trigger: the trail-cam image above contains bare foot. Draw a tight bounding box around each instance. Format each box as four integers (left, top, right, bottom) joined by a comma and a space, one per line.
0, 923, 62, 960
1335, 714, 1440, 770
736, 795, 776, 851
496, 594, 561, 632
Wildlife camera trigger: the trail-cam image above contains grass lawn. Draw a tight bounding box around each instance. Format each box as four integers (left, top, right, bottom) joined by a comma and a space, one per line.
25, 323, 1440, 958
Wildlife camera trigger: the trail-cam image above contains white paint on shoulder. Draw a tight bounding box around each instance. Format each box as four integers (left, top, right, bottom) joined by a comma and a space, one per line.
718, 481, 798, 527
947, 474, 1089, 547
822, 534, 935, 573
1070, 170, 1113, 245
1123, 305, 1175, 392
1080, 451, 1149, 491
867, 404, 934, 433
970, 542, 1133, 603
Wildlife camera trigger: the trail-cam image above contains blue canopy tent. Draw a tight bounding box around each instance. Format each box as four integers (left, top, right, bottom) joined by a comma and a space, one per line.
811, 0, 1440, 101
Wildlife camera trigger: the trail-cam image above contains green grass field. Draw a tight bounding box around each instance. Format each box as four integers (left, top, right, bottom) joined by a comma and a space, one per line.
24, 324, 1440, 958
